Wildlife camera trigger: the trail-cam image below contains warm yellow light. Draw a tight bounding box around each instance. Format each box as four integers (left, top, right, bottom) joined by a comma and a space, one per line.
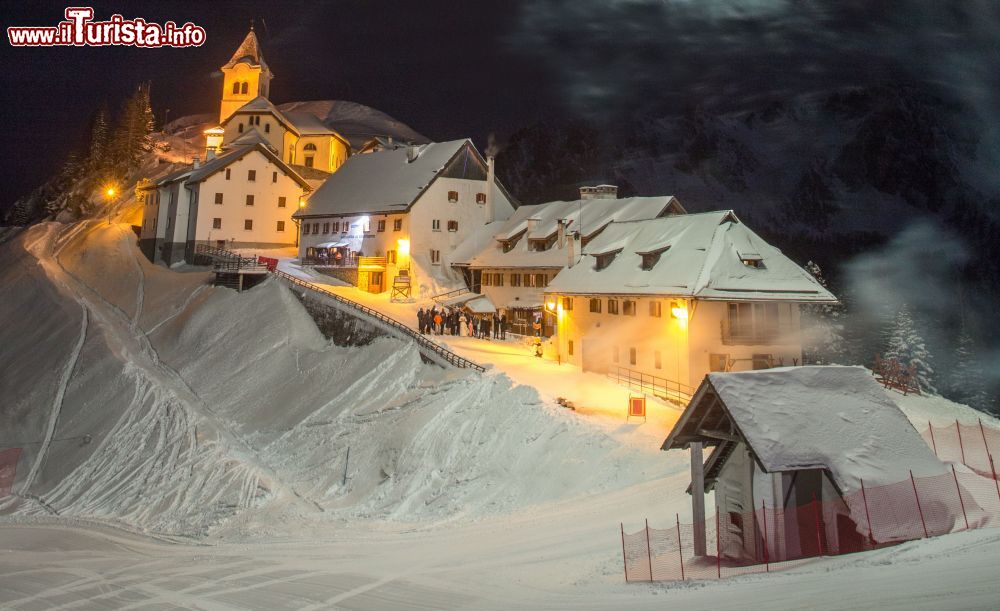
397, 238, 410, 256
546, 299, 557, 312
298, 197, 306, 208
105, 187, 116, 197
671, 301, 688, 321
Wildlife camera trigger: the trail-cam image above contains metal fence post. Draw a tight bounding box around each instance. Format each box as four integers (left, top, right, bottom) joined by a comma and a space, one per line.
956, 420, 967, 465
621, 523, 629, 583
761, 500, 769, 572
979, 419, 991, 464
676, 514, 685, 581
952, 466, 970, 531
927, 421, 938, 456
645, 518, 653, 582
910, 470, 929, 538
860, 478, 874, 544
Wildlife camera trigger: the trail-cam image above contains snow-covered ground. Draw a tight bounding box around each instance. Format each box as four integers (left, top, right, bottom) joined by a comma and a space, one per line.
2, 221, 1000, 609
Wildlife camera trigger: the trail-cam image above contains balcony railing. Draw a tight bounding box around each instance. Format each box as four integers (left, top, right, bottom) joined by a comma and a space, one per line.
608, 366, 694, 404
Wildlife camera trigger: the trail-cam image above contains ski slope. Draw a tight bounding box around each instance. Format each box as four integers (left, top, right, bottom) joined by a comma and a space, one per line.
1, 220, 999, 608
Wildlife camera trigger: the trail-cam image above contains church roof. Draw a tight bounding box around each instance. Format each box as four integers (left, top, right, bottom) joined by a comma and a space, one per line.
227, 127, 271, 147
222, 29, 271, 74
221, 98, 351, 148
286, 111, 336, 135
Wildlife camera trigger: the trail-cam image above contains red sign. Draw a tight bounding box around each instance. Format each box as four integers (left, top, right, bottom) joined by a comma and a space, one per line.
629, 396, 646, 419
0, 448, 22, 498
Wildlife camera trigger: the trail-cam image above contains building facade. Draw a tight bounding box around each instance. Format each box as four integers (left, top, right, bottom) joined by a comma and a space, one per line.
544, 212, 837, 396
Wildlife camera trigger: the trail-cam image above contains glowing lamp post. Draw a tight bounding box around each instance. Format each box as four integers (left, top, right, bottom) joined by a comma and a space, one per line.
397, 238, 411, 269
671, 301, 689, 325
104, 184, 118, 225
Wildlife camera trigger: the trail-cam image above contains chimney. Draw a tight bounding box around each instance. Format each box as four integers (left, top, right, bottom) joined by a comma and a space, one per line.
485, 155, 496, 223
525, 217, 539, 252
406, 144, 418, 162
567, 231, 577, 268
206, 148, 217, 161
192, 156, 201, 169
557, 218, 567, 249
579, 184, 618, 200
387, 135, 393, 147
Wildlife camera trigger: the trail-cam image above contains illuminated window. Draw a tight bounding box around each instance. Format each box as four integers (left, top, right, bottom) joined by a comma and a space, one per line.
245, 194, 254, 206
212, 218, 221, 229
276, 221, 285, 232
278, 196, 286, 208
244, 219, 253, 230
214, 193, 223, 205
589, 298, 601, 313
448, 191, 459, 203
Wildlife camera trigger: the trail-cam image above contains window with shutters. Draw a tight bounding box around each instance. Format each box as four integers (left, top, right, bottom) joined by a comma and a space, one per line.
589, 298, 602, 313
322, 222, 330, 234
510, 274, 521, 287
607, 299, 619, 315
432, 219, 441, 231
649, 301, 662, 317
430, 249, 441, 264
623, 300, 636, 316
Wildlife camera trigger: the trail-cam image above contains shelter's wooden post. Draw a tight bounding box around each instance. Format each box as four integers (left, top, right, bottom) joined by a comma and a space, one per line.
675, 514, 685, 581
927, 421, 937, 456
645, 518, 653, 582
979, 418, 991, 463
715, 509, 721, 578
761, 500, 769, 572
690, 441, 707, 556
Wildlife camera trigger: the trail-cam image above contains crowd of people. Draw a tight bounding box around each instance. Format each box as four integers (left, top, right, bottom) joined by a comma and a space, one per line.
416, 306, 509, 340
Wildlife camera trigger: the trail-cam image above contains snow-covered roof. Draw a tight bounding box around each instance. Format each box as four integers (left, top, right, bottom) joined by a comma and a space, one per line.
155, 143, 311, 191
663, 366, 949, 494
546, 211, 837, 302
285, 111, 335, 135
222, 29, 270, 74
227, 128, 271, 147
293, 139, 471, 218
454, 196, 682, 269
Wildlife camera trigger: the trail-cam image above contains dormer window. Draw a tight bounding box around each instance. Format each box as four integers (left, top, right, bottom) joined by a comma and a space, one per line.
594, 249, 622, 271
639, 246, 670, 271
741, 256, 764, 268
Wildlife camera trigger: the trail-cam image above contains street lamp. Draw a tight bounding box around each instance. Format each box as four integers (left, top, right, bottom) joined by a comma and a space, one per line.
104, 184, 118, 225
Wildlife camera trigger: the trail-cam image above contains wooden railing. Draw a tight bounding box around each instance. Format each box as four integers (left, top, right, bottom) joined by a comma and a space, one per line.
608, 366, 694, 404
272, 270, 485, 372
430, 286, 471, 304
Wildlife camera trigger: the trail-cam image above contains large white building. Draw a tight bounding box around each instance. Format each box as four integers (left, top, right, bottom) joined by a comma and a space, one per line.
543, 211, 837, 397
139, 142, 311, 265
293, 139, 516, 295
450, 187, 686, 335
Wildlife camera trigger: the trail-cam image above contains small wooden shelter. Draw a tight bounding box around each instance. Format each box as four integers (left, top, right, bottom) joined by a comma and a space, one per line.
662, 366, 948, 563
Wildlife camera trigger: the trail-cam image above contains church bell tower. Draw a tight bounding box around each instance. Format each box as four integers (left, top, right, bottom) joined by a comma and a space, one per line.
219, 23, 273, 123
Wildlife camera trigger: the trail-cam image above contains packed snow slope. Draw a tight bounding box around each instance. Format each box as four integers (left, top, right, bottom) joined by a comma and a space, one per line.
0, 221, 670, 536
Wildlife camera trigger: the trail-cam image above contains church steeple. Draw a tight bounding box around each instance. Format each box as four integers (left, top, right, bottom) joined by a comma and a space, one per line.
219, 26, 274, 123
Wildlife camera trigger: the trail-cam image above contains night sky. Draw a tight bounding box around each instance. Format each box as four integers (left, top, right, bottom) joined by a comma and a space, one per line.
3, 1, 999, 209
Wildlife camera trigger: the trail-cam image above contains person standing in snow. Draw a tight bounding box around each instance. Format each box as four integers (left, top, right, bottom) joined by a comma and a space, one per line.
433, 311, 443, 335
492, 313, 501, 339
417, 308, 425, 334
459, 312, 467, 336
499, 313, 508, 340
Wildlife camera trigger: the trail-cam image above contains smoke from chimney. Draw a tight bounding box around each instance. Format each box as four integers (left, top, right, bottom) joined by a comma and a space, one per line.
485, 155, 496, 224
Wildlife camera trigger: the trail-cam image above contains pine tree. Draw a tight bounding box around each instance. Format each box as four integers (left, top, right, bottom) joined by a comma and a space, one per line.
86, 105, 110, 177
949, 322, 989, 409
884, 304, 937, 394
802, 261, 847, 364
111, 82, 155, 172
